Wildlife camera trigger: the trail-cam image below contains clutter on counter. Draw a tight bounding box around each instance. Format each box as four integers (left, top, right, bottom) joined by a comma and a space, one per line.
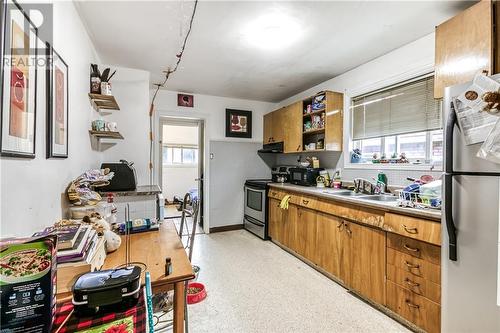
0, 235, 57, 333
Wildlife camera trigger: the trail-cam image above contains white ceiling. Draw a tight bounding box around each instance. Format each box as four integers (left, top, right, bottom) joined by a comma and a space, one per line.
75, 1, 473, 102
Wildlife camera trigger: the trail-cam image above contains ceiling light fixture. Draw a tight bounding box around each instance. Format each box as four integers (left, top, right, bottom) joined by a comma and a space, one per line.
242, 12, 302, 50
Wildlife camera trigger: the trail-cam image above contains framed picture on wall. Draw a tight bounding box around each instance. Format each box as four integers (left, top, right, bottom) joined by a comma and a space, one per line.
46, 43, 68, 158
0, 0, 38, 158
177, 93, 194, 107
225, 109, 252, 138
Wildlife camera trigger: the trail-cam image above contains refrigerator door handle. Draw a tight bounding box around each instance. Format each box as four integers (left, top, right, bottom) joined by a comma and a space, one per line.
445, 102, 456, 174
444, 173, 458, 261
444, 105, 458, 261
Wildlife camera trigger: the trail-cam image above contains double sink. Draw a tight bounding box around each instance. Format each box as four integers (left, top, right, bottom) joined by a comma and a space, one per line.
322, 189, 398, 202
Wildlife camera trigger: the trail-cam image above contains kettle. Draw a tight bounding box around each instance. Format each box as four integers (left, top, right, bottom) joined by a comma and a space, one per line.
276, 175, 287, 183
316, 176, 326, 188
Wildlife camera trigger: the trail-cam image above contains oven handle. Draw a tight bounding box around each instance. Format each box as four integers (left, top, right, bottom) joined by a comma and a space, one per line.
244, 215, 265, 227
244, 185, 266, 192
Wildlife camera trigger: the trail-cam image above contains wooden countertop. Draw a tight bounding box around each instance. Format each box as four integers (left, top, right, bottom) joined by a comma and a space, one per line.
103, 221, 195, 287
56, 221, 194, 301
269, 183, 441, 221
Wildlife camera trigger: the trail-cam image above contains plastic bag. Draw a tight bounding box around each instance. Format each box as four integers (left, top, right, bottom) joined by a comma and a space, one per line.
477, 119, 500, 164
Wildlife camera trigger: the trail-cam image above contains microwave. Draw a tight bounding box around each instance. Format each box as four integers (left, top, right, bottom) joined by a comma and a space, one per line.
288, 167, 324, 186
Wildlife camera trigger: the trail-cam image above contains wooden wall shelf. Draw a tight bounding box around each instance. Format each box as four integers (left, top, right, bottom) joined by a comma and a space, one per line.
303, 109, 325, 117
89, 130, 124, 140
303, 128, 325, 135
88, 93, 120, 111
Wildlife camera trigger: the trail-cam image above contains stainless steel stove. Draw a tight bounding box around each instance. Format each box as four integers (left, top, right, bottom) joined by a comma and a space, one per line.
243, 179, 273, 239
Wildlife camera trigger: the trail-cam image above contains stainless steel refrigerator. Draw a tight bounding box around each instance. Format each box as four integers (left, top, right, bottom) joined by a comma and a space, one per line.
442, 76, 500, 332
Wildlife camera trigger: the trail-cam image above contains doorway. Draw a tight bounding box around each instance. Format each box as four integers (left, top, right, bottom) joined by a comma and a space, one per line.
160, 118, 204, 233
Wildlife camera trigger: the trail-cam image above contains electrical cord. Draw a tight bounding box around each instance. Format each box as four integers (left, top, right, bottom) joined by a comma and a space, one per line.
149, 0, 199, 185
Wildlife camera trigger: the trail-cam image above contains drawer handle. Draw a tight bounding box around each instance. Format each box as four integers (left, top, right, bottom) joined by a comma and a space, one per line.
337, 221, 344, 230
402, 224, 418, 234
405, 278, 420, 287
345, 225, 352, 236
404, 260, 420, 269
405, 300, 420, 309
404, 244, 420, 253
302, 199, 309, 205
296, 145, 301, 151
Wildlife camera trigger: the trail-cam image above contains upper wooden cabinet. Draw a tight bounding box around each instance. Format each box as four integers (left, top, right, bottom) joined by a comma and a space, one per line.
263, 109, 285, 144
434, 0, 494, 99
263, 112, 274, 144
324, 91, 343, 151
263, 91, 344, 153
283, 102, 303, 153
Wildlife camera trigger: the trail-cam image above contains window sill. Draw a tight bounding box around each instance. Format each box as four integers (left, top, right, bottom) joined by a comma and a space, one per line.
345, 163, 442, 172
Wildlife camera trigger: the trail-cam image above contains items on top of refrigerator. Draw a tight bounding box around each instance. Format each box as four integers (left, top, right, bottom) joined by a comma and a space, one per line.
454, 74, 499, 145
457, 73, 500, 115
453, 73, 500, 164
477, 119, 500, 164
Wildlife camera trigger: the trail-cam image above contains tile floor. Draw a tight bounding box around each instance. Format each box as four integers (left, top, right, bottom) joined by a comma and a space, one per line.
165, 228, 410, 333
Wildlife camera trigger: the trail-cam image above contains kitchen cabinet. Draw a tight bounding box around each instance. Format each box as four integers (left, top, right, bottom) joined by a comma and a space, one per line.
294, 206, 317, 260
434, 0, 495, 99
342, 221, 386, 305
263, 109, 285, 144
268, 187, 441, 333
314, 212, 343, 279
324, 91, 344, 151
263, 113, 274, 144
283, 102, 303, 153
268, 197, 297, 249
262, 91, 343, 152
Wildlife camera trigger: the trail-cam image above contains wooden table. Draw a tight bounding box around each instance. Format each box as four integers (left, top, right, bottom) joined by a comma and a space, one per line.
56, 221, 194, 333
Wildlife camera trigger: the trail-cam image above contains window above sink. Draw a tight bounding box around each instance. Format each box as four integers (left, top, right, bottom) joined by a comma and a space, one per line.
346, 74, 442, 171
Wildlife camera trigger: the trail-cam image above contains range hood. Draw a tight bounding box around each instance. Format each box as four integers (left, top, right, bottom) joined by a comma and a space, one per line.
258, 142, 283, 153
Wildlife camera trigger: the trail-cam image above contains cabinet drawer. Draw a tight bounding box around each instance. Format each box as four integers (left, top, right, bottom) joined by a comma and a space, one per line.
387, 248, 440, 285
317, 200, 384, 228
387, 233, 440, 266
386, 281, 440, 333
387, 264, 440, 304
268, 190, 301, 205
384, 213, 441, 246
268, 189, 285, 200
297, 195, 319, 210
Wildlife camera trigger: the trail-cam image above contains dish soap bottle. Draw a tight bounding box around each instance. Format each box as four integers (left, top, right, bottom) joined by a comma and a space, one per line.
377, 171, 388, 193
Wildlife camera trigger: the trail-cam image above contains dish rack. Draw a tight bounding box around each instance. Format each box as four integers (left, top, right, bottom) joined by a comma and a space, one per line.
397, 191, 441, 210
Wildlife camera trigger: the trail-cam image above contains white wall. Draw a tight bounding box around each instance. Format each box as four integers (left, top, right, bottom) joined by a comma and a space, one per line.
153, 90, 275, 145
99, 66, 150, 185
275, 33, 441, 186
152, 90, 276, 230
0, 2, 102, 237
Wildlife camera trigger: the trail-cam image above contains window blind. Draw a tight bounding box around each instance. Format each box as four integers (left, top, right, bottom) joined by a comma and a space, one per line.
351, 76, 441, 140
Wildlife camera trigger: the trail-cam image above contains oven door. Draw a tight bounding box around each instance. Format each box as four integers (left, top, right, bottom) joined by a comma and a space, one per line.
244, 185, 266, 222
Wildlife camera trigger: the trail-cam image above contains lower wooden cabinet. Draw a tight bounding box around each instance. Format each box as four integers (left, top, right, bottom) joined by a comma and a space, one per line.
387, 281, 441, 333
294, 207, 317, 260
342, 221, 386, 305
314, 212, 343, 279
269, 198, 298, 249
268, 193, 441, 333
